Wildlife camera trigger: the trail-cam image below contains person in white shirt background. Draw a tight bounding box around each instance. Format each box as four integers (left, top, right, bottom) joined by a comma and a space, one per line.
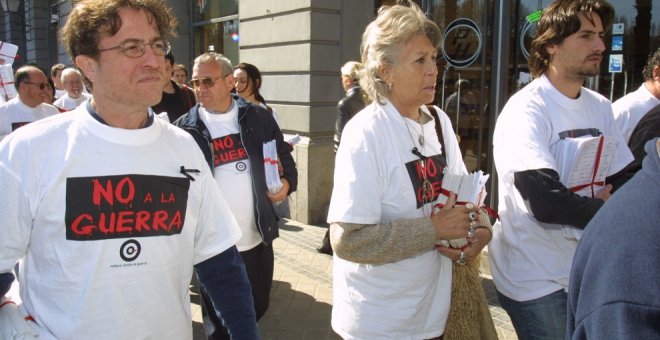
0, 65, 59, 140
49, 63, 67, 100
612, 47, 660, 143
53, 68, 91, 111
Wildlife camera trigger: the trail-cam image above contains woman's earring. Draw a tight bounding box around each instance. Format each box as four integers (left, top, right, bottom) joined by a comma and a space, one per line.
387, 83, 393, 91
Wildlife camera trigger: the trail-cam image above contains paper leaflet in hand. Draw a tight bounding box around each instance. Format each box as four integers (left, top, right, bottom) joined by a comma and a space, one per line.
0, 41, 18, 101
0, 270, 38, 340
552, 135, 617, 241
285, 134, 301, 145
434, 171, 489, 207
0, 41, 18, 65
0, 64, 16, 100
433, 171, 490, 249
263, 140, 283, 194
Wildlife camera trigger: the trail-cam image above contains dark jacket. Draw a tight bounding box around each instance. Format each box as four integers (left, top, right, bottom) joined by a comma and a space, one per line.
151, 80, 196, 123
621, 103, 660, 181
174, 95, 297, 245
334, 85, 366, 152
567, 138, 660, 339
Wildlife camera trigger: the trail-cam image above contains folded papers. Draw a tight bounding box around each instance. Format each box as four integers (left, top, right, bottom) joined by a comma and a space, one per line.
0, 64, 16, 100
0, 300, 38, 340
552, 135, 616, 240
263, 140, 283, 194
435, 171, 490, 249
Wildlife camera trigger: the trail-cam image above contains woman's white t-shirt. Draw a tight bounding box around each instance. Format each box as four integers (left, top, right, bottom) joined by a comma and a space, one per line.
328, 100, 467, 339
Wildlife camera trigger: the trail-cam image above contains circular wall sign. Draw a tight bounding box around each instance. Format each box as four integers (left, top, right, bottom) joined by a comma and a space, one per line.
520, 10, 543, 60
441, 18, 482, 69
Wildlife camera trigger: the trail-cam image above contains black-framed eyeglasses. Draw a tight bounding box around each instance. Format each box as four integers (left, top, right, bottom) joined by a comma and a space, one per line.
190, 75, 226, 89
23, 81, 48, 90
99, 39, 171, 58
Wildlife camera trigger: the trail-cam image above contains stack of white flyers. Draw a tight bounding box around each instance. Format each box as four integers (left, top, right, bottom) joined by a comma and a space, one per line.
0, 41, 19, 101
285, 134, 301, 146
435, 171, 489, 248
555, 135, 616, 198
552, 135, 616, 241
0, 268, 38, 339
0, 64, 16, 100
263, 140, 283, 194
436, 171, 489, 207
0, 41, 19, 64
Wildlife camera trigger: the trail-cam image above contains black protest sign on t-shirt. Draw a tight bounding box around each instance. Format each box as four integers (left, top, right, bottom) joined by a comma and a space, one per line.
65, 174, 190, 240
212, 133, 249, 167
405, 154, 447, 209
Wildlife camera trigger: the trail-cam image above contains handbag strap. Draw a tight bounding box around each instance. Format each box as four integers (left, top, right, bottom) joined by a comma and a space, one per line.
425, 105, 447, 160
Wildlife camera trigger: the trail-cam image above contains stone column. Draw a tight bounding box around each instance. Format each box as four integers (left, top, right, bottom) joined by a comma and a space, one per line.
237, 0, 373, 224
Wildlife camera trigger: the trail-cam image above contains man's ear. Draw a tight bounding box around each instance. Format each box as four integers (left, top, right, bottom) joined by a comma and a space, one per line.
652, 65, 660, 81
75, 55, 97, 85
545, 44, 557, 61
225, 74, 235, 89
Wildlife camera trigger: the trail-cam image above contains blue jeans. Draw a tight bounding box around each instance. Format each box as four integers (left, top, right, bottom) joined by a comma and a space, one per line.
497, 289, 567, 340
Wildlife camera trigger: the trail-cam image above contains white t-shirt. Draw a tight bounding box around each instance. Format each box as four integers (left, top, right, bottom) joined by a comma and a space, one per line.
491, 74, 634, 302
327, 100, 467, 339
0, 97, 59, 140
54, 88, 66, 100
0, 106, 242, 340
612, 83, 660, 143
199, 102, 262, 251
53, 92, 92, 111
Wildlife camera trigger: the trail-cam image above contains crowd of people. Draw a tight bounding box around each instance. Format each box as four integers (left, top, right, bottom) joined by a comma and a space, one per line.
0, 0, 658, 339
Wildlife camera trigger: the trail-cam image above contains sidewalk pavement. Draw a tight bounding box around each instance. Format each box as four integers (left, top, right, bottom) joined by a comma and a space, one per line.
190, 218, 518, 339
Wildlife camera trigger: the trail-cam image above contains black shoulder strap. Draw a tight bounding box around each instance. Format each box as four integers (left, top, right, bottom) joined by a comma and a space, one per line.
425, 105, 447, 159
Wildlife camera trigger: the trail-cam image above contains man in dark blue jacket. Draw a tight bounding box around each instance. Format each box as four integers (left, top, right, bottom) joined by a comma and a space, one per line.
174, 52, 297, 340
567, 138, 660, 339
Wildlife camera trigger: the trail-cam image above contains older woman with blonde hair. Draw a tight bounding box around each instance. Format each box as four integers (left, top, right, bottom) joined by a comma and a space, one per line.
327, 1, 492, 339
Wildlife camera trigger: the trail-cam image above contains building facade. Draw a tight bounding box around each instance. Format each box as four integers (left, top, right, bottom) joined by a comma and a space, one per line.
2, 0, 659, 224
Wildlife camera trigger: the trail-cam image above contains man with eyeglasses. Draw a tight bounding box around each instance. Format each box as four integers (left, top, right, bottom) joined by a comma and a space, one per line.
0, 65, 59, 140
174, 52, 297, 340
0, 1, 259, 339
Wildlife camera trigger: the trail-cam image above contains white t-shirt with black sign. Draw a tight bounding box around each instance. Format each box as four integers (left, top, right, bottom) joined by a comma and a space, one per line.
199, 103, 262, 251
0, 107, 241, 340
328, 100, 467, 339
612, 83, 660, 143
0, 97, 59, 140
491, 74, 633, 302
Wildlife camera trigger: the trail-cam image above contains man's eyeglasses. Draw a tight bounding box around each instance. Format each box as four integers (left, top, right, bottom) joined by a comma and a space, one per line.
190, 76, 224, 89
99, 39, 171, 58
23, 81, 49, 90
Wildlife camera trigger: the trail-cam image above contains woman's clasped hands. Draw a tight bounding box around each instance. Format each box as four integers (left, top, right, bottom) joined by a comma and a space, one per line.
431, 192, 490, 263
